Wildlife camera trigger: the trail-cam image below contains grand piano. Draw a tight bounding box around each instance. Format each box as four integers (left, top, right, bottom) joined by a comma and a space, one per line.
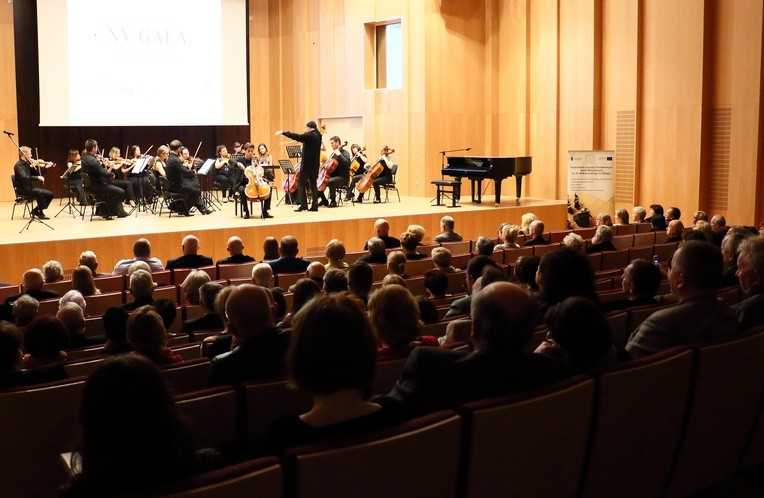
442, 156, 532, 205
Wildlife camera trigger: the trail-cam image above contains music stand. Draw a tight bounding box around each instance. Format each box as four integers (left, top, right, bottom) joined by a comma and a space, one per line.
129, 157, 156, 215
277, 159, 296, 206
56, 163, 84, 219
285, 145, 302, 159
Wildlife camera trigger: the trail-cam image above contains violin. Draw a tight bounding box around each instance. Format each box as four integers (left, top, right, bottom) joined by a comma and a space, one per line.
349, 147, 366, 175
356, 148, 394, 194
317, 141, 348, 191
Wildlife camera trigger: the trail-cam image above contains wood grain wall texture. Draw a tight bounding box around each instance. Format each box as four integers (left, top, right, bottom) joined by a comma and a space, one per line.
5, 0, 764, 224
1, 2, 18, 203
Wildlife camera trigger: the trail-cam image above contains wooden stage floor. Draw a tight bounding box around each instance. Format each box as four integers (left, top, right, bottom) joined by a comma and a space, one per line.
0, 194, 567, 284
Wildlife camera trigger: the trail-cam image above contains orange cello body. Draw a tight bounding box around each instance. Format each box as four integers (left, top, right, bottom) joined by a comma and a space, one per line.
281, 161, 301, 193
245, 167, 271, 201
316, 155, 337, 192
356, 161, 383, 194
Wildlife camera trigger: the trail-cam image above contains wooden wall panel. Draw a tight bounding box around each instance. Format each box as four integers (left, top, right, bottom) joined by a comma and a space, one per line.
0, 2, 18, 202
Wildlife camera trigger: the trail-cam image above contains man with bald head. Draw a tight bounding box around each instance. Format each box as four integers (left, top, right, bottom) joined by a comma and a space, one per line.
268, 235, 311, 274
522, 220, 550, 246
113, 238, 164, 275
364, 219, 400, 250
252, 263, 275, 288
1, 269, 60, 322
79, 250, 111, 277
216, 236, 256, 265
208, 284, 290, 386
167, 234, 214, 270
383, 281, 572, 417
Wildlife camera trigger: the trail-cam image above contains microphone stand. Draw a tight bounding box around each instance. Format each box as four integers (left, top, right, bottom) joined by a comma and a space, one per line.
4, 131, 54, 232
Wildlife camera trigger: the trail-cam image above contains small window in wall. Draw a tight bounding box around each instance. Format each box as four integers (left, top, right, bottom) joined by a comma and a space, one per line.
365, 19, 402, 90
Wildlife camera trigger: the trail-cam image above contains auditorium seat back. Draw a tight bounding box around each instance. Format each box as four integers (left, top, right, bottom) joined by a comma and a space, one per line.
158, 456, 281, 498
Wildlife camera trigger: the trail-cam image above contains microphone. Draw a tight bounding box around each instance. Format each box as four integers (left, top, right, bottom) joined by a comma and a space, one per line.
466, 147, 471, 151
3, 130, 14, 136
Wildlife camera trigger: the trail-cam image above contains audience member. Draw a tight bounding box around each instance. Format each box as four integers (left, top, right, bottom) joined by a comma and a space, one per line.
523, 220, 549, 246
268, 236, 311, 274
180, 270, 211, 305
182, 282, 224, 336
536, 249, 599, 321
153, 298, 178, 331
415, 295, 439, 324
252, 263, 274, 288
400, 232, 426, 260
649, 204, 667, 231
22, 316, 69, 369
57, 302, 100, 349
262, 236, 280, 261
12, 294, 40, 330
603, 259, 661, 311
664, 220, 684, 243
683, 229, 708, 243
120, 269, 155, 312
519, 212, 537, 234
562, 232, 585, 252
615, 208, 630, 225
586, 225, 617, 253
444, 256, 498, 318
348, 262, 374, 306
42, 260, 64, 283
595, 213, 613, 227
381, 274, 407, 288
368, 285, 436, 359
208, 285, 289, 386
406, 224, 426, 244
113, 238, 164, 275
0, 321, 67, 388
434, 215, 463, 243
626, 241, 738, 359
473, 236, 495, 257
382, 282, 572, 417
357, 237, 388, 265
305, 262, 327, 288
201, 286, 237, 360
216, 236, 256, 265
167, 235, 214, 270
4, 269, 60, 308
423, 269, 449, 299
732, 236, 764, 331
513, 256, 540, 292
709, 215, 729, 246
387, 251, 408, 278
323, 268, 348, 294
79, 250, 110, 277
494, 224, 520, 249
324, 239, 348, 270
127, 306, 182, 365
721, 227, 756, 287
101, 307, 130, 355
665, 206, 681, 223
59, 290, 87, 312
632, 206, 647, 223
364, 219, 401, 249
431, 247, 457, 273
71, 265, 101, 296
692, 210, 708, 224
60, 355, 222, 497
260, 294, 403, 456
536, 296, 617, 371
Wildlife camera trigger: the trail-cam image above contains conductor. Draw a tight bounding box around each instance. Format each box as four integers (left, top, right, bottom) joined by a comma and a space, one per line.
276, 121, 322, 212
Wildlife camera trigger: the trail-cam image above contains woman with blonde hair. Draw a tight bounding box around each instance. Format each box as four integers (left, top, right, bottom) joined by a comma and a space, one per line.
368, 285, 436, 359
386, 250, 408, 278
520, 212, 537, 234
495, 224, 520, 249
431, 246, 456, 273
324, 239, 348, 270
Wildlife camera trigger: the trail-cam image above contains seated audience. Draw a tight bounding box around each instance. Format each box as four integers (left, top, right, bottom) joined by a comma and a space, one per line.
444, 256, 498, 318
431, 247, 457, 273
357, 237, 388, 265
615, 208, 630, 225
22, 316, 69, 369
180, 270, 211, 305
406, 224, 426, 244
536, 296, 617, 371
603, 259, 661, 311
536, 249, 599, 321
59, 290, 86, 312
181, 282, 224, 336
649, 204, 667, 231
209, 285, 290, 386
632, 205, 647, 223
324, 239, 349, 270
323, 269, 348, 294
260, 294, 403, 456
513, 256, 541, 292
665, 206, 681, 224
519, 212, 537, 234
626, 241, 738, 359
382, 282, 572, 417
42, 260, 64, 283
721, 227, 756, 287
0, 321, 67, 388
472, 236, 495, 257
595, 213, 613, 226
562, 232, 585, 253
57, 302, 101, 348
216, 236, 256, 265
387, 251, 408, 278
348, 262, 374, 306
494, 224, 520, 249
692, 210, 708, 224
262, 236, 280, 261
60, 355, 223, 497
119, 269, 155, 312
381, 274, 407, 288
586, 225, 617, 253
127, 306, 182, 365
305, 261, 327, 288
364, 219, 401, 249
423, 269, 449, 299
400, 232, 426, 260
434, 215, 463, 243
732, 236, 764, 331
415, 295, 439, 324
153, 298, 178, 331
79, 250, 110, 277
4, 269, 59, 311
101, 307, 130, 356
112, 238, 164, 275
252, 262, 275, 288
167, 235, 214, 270
268, 236, 311, 274
370, 285, 434, 359
709, 215, 729, 246
71, 265, 100, 296
664, 220, 684, 243
523, 220, 550, 246
12, 295, 40, 331
202, 285, 237, 360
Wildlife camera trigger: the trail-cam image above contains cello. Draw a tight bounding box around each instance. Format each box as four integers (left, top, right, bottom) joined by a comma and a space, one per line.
356, 147, 394, 194
349, 146, 366, 175
245, 165, 272, 201
281, 161, 301, 193
317, 141, 348, 191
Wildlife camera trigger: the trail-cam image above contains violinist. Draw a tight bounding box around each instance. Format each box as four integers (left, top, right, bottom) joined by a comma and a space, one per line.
106, 147, 136, 207
166, 140, 210, 216
214, 145, 235, 203
125, 145, 156, 203
81, 139, 127, 219
180, 147, 201, 189
276, 120, 322, 212
64, 149, 88, 205
231, 143, 272, 219
345, 144, 368, 202
317, 136, 351, 208
153, 145, 169, 178
257, 143, 276, 182
14, 146, 54, 219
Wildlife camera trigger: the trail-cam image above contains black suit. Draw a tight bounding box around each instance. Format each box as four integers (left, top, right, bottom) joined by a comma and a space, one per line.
208, 327, 290, 387
13, 160, 53, 212
117, 295, 155, 313
268, 256, 310, 274
282, 128, 322, 210
216, 254, 256, 265
320, 147, 352, 204
82, 153, 125, 216
383, 347, 573, 418
166, 254, 214, 270
523, 236, 550, 246
166, 152, 204, 213
182, 313, 224, 336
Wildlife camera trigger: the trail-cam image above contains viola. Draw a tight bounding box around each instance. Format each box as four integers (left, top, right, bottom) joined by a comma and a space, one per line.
245, 166, 271, 201
356, 148, 394, 194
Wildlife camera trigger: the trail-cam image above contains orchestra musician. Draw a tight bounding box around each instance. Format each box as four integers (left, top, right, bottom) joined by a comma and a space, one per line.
276, 120, 322, 212
153, 145, 169, 178
13, 146, 54, 219
81, 139, 128, 220
257, 143, 276, 183
231, 142, 272, 219
65, 149, 88, 205
166, 139, 211, 216
106, 147, 136, 207
317, 136, 351, 208
345, 144, 368, 202
214, 145, 235, 203
349, 145, 392, 203
180, 147, 201, 188
124, 145, 156, 203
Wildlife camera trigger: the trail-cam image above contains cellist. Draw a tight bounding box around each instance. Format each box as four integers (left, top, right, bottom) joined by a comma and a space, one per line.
232, 143, 272, 219
350, 145, 393, 204
316, 136, 351, 208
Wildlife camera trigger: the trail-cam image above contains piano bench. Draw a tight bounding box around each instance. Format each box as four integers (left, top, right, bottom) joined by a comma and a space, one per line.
431, 180, 461, 208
